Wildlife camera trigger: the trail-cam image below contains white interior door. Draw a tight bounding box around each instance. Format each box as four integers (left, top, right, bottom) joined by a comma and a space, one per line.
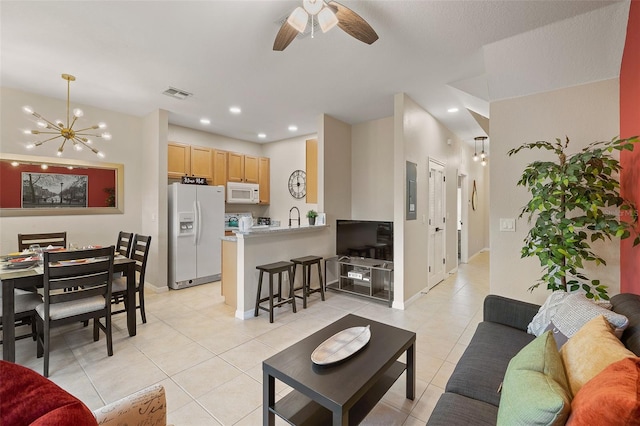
428, 160, 446, 289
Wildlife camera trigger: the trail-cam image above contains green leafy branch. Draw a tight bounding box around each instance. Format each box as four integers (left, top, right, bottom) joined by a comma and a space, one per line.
507, 136, 639, 300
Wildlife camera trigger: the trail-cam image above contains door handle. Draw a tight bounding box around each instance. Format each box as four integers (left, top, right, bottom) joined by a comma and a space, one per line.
435, 227, 441, 232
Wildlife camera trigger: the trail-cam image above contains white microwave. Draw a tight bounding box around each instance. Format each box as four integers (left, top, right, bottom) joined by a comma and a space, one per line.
227, 182, 260, 204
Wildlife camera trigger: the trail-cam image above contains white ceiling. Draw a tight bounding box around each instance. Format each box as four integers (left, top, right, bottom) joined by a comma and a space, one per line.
0, 1, 630, 146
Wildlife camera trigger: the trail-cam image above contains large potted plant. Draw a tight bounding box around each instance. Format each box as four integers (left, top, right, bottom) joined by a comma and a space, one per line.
507, 136, 639, 299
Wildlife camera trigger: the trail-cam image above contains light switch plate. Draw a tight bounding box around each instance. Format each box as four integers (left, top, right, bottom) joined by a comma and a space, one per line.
500, 218, 516, 232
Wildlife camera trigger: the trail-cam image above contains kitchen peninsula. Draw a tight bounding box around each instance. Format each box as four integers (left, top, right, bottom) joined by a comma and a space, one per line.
221, 225, 331, 319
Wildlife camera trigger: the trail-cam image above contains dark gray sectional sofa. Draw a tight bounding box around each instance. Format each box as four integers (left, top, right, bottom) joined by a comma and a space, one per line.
427, 293, 640, 425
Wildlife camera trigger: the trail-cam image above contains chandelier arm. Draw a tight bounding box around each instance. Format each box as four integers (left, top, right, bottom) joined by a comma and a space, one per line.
74, 137, 99, 154
66, 78, 71, 128
35, 135, 65, 145
70, 115, 79, 129
32, 131, 66, 135
73, 126, 100, 133
35, 115, 63, 130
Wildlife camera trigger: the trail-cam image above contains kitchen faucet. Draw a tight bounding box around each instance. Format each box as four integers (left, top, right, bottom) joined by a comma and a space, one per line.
289, 206, 300, 227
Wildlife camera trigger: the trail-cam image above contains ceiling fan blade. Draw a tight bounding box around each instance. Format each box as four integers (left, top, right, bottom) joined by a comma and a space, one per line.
273, 19, 299, 51
328, 1, 378, 45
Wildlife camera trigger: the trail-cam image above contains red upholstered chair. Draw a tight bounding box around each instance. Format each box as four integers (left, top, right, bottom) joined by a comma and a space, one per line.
0, 360, 97, 425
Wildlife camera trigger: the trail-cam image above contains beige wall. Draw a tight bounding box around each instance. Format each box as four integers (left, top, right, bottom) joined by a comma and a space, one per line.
351, 117, 394, 220
0, 87, 144, 257
490, 79, 621, 304
261, 134, 318, 225
168, 125, 262, 156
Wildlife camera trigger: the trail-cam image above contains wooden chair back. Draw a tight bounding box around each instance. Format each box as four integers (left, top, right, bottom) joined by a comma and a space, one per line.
116, 231, 134, 257
42, 246, 114, 322
130, 234, 151, 285
18, 232, 67, 251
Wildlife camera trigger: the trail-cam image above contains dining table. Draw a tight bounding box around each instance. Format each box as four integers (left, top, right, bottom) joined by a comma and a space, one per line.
1, 253, 137, 362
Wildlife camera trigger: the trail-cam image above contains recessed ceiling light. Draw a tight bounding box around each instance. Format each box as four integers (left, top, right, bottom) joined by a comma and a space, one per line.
229, 106, 241, 114
447, 108, 459, 113
288, 125, 298, 131
200, 118, 211, 125
258, 133, 267, 139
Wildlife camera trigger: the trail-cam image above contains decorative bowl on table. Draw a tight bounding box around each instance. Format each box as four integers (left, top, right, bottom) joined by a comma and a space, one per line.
311, 325, 371, 366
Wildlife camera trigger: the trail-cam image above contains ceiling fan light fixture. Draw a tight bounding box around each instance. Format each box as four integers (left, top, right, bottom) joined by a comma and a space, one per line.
287, 7, 308, 33
318, 7, 338, 33
303, 0, 324, 15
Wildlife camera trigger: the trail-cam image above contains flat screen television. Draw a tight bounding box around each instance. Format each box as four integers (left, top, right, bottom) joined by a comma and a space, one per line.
336, 220, 393, 261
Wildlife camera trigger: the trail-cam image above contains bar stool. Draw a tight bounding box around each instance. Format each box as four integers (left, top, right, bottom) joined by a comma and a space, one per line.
254, 261, 296, 323
290, 256, 325, 309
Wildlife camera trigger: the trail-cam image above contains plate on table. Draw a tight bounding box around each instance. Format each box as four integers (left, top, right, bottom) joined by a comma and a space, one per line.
57, 259, 91, 266
3, 259, 38, 269
311, 325, 371, 366
42, 246, 65, 252
2, 251, 34, 261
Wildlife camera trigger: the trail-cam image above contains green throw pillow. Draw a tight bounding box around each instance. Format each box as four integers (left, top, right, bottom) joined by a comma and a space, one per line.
497, 331, 572, 426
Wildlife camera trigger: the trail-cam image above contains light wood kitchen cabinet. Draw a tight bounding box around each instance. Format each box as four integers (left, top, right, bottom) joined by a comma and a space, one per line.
168, 142, 191, 179
168, 142, 214, 181
190, 146, 213, 180
258, 157, 270, 204
227, 152, 245, 182
212, 149, 228, 186
221, 239, 237, 307
306, 139, 318, 203
227, 152, 259, 184
244, 155, 259, 184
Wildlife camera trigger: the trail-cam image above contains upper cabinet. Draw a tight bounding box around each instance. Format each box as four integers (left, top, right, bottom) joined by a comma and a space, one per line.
212, 149, 227, 186
168, 143, 269, 203
168, 142, 191, 179
168, 142, 213, 181
227, 152, 245, 182
227, 153, 259, 184
190, 146, 214, 181
258, 157, 270, 205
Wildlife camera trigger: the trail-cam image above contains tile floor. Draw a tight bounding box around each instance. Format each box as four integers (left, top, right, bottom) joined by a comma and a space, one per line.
11, 251, 490, 425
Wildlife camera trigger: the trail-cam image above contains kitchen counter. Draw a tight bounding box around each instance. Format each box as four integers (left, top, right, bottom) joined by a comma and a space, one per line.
221, 224, 332, 319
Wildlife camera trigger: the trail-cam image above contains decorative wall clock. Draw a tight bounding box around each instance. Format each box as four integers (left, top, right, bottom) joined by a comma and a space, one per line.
288, 169, 306, 199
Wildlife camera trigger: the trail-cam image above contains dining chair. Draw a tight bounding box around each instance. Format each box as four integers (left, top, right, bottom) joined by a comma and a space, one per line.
116, 231, 134, 257
0, 291, 43, 345
111, 234, 151, 324
35, 246, 115, 377
18, 232, 67, 251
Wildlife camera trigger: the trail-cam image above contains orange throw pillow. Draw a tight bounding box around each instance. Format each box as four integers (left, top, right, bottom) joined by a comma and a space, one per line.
567, 357, 640, 426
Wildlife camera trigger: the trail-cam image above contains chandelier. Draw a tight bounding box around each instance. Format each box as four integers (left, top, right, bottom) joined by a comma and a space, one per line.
23, 74, 110, 158
473, 136, 488, 167
287, 0, 339, 36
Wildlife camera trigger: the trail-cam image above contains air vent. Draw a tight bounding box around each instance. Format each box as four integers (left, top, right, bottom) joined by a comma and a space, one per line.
162, 87, 193, 100
275, 14, 320, 39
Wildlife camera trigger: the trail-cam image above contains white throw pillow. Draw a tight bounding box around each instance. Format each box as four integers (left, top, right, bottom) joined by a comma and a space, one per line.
527, 291, 570, 336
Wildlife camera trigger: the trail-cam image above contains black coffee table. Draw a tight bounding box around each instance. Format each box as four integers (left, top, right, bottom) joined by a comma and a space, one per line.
262, 314, 416, 425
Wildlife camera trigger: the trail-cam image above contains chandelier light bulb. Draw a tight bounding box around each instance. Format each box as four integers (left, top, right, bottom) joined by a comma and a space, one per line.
480, 151, 486, 159
37, 121, 47, 128
318, 7, 339, 32
101, 132, 112, 140
23, 106, 34, 114
287, 7, 308, 33
56, 149, 63, 157
473, 153, 479, 162
26, 143, 35, 150
97, 151, 105, 158
481, 159, 487, 166
73, 108, 84, 118
98, 122, 107, 129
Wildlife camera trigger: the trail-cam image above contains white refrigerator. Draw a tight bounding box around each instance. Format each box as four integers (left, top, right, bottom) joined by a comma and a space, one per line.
168, 183, 225, 290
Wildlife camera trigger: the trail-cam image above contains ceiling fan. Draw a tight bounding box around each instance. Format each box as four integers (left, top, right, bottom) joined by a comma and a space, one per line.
273, 0, 378, 51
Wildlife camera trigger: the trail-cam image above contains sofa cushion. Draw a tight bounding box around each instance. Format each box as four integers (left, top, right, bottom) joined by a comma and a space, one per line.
497, 331, 572, 426
445, 321, 535, 407
426, 392, 498, 426
566, 357, 640, 426
561, 315, 636, 396
611, 293, 640, 356
528, 291, 570, 336
0, 360, 97, 425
